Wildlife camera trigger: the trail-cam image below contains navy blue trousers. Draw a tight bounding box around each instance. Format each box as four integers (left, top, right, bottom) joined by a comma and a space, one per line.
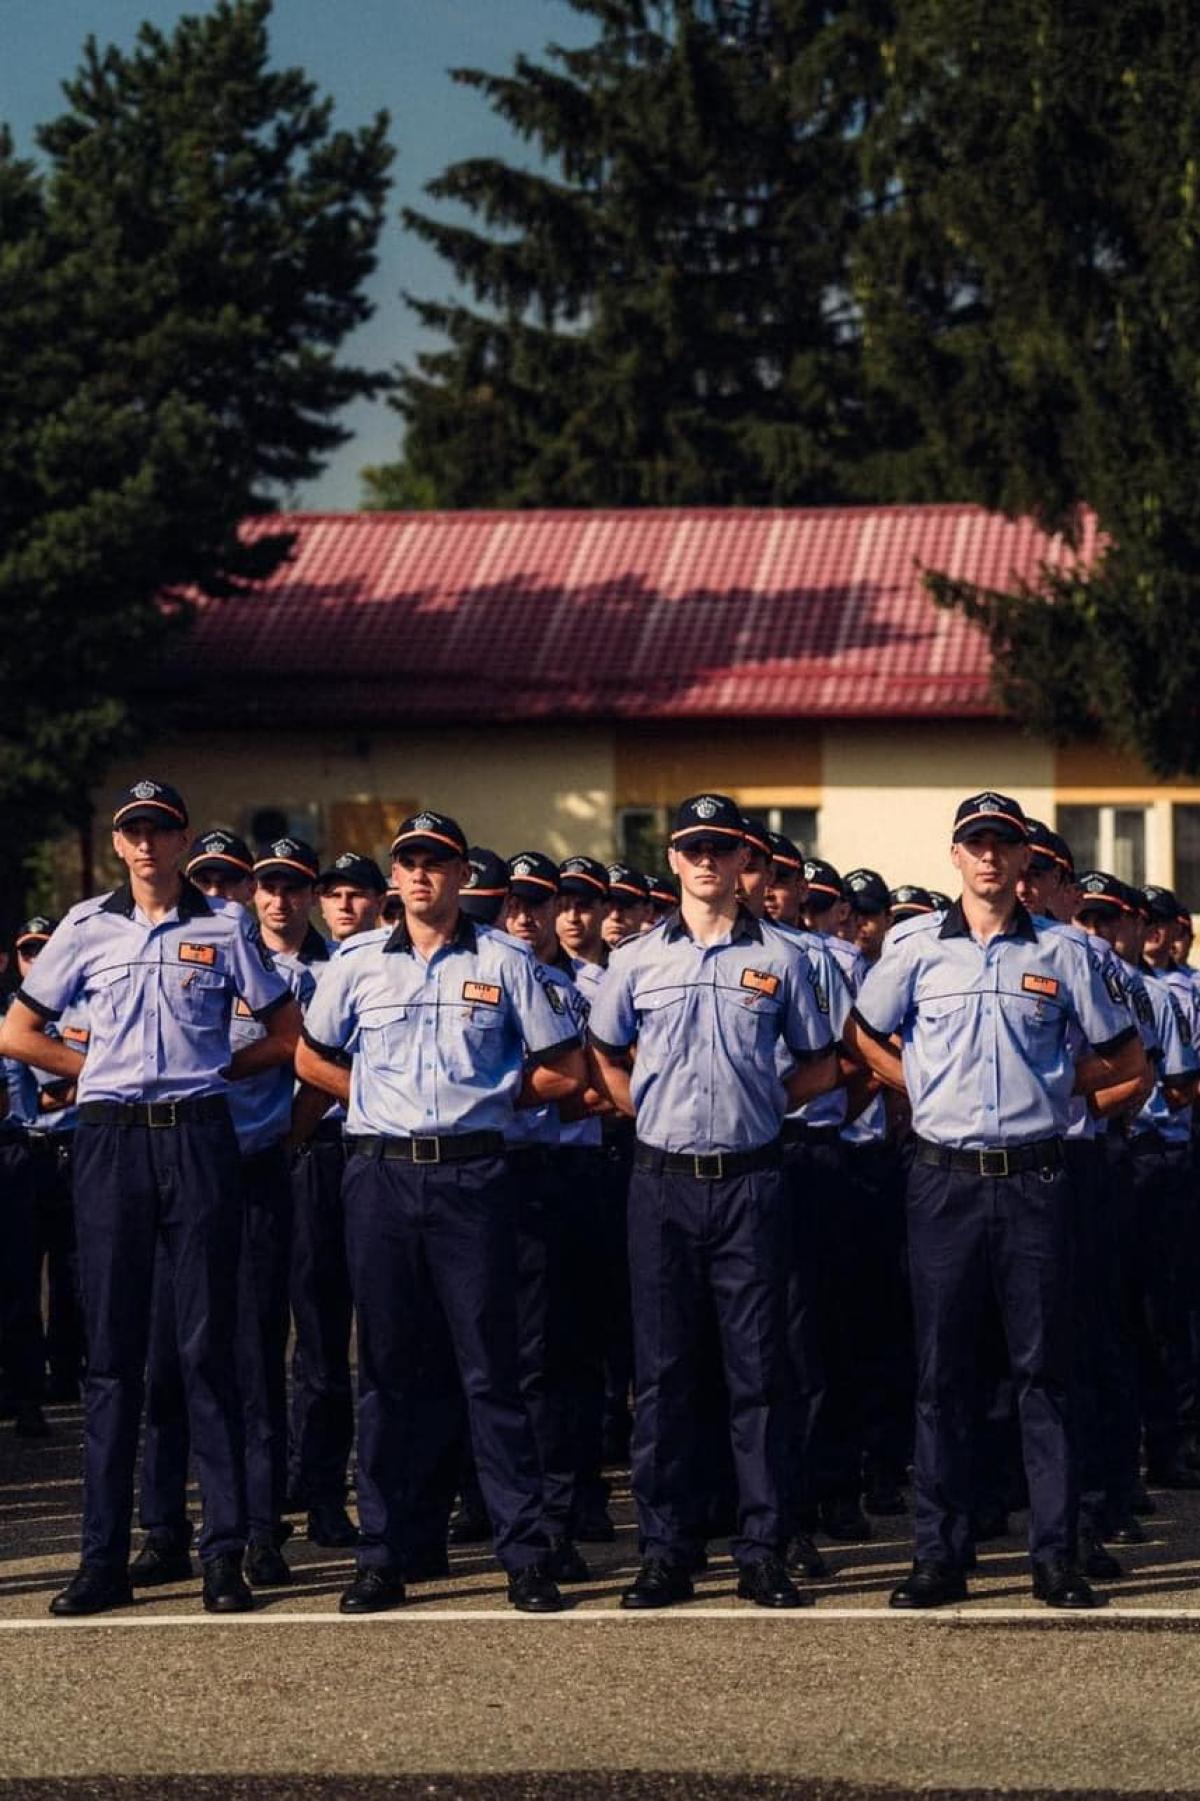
73, 1117, 246, 1569
141, 1141, 292, 1544
628, 1162, 788, 1565
781, 1139, 825, 1532
342, 1150, 548, 1572
0, 1136, 44, 1407
906, 1158, 1075, 1569
599, 1124, 635, 1453
1126, 1141, 1194, 1472
1067, 1137, 1138, 1533
288, 1132, 354, 1507
29, 1135, 85, 1391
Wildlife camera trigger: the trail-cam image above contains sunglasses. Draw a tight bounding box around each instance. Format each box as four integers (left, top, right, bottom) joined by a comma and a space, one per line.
676, 839, 741, 861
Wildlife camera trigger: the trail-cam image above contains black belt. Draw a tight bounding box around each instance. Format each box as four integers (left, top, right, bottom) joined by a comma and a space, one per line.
79, 1096, 230, 1129
345, 1131, 504, 1165
781, 1121, 840, 1147
634, 1140, 781, 1181
914, 1137, 1063, 1178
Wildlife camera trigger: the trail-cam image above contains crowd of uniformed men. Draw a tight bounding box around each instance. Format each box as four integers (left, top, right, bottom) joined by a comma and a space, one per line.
1, 777, 1197, 1616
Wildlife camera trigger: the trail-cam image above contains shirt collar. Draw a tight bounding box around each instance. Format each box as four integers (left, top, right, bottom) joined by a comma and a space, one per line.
938, 896, 1037, 944
384, 910, 478, 956
547, 943, 576, 978
100, 876, 212, 921
663, 904, 763, 946
298, 923, 330, 964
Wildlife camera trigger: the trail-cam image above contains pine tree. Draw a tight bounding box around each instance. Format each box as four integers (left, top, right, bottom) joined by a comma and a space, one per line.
0, 0, 392, 916
855, 0, 1200, 774
375, 0, 913, 510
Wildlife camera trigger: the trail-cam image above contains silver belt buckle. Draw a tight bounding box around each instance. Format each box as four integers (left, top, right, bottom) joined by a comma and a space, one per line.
149, 1101, 178, 1129
693, 1151, 725, 1180
411, 1135, 441, 1165
979, 1148, 1009, 1178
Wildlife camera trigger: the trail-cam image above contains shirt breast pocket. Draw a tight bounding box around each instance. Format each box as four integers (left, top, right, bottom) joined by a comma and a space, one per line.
634, 986, 686, 1054
163, 966, 227, 1027
1001, 993, 1065, 1054
86, 967, 131, 1029
360, 1008, 413, 1074
718, 988, 782, 1057
448, 1005, 507, 1081
916, 994, 970, 1044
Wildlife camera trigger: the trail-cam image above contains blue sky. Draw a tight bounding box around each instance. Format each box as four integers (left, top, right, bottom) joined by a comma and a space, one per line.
0, 0, 594, 508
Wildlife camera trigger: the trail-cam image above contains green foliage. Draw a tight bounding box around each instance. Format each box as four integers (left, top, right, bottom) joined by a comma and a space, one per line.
857, 0, 1200, 774
0, 0, 392, 917
379, 0, 919, 509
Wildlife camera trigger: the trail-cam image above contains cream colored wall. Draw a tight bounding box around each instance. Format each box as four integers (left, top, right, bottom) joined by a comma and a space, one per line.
99, 725, 616, 874
819, 722, 1056, 891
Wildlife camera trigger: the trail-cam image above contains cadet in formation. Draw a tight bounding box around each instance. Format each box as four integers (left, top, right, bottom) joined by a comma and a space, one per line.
5, 778, 1200, 1616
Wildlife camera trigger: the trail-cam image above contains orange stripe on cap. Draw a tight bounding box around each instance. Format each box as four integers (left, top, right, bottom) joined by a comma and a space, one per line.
113, 798, 187, 827
954, 809, 1028, 837
891, 902, 933, 915
186, 851, 254, 876
670, 823, 745, 844
391, 829, 464, 855
561, 870, 608, 893
509, 873, 558, 893
466, 884, 508, 898
253, 856, 316, 880
771, 852, 804, 871
743, 831, 772, 856
806, 880, 843, 899
610, 881, 646, 898
15, 931, 50, 945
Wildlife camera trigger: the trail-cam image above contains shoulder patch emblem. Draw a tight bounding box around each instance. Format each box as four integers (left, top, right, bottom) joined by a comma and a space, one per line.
180, 942, 216, 967
1103, 965, 1125, 1006
741, 968, 781, 999
234, 998, 254, 1019
1022, 973, 1059, 999
62, 1026, 90, 1048
463, 981, 501, 1006
1133, 986, 1154, 1026
543, 981, 566, 1014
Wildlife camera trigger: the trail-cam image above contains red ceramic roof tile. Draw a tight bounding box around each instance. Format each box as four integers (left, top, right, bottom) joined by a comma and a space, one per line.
173, 506, 1098, 724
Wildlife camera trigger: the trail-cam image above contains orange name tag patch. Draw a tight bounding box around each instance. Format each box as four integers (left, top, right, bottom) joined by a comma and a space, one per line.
62, 1027, 89, 1048
463, 981, 501, 1006
1022, 973, 1060, 999
741, 968, 781, 998
234, 998, 254, 1019
179, 942, 216, 967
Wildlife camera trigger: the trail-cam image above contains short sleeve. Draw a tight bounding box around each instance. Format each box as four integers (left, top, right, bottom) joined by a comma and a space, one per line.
17, 918, 80, 1021
853, 933, 917, 1041
511, 955, 582, 1062
587, 955, 639, 1055
1160, 987, 1199, 1081
301, 953, 359, 1057
782, 948, 836, 1062
226, 914, 290, 1019
1067, 944, 1139, 1057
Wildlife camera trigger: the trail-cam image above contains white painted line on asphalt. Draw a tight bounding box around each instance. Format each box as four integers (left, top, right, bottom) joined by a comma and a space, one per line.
2, 1605, 1200, 1630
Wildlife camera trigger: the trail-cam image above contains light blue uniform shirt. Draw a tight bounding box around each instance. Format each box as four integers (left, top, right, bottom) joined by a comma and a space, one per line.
1037, 918, 1132, 1144
302, 913, 580, 1140
589, 907, 834, 1155
227, 924, 326, 1155
1135, 965, 1198, 1144
771, 925, 852, 1131
19, 880, 289, 1105
504, 948, 595, 1149
853, 899, 1135, 1150
26, 1002, 93, 1135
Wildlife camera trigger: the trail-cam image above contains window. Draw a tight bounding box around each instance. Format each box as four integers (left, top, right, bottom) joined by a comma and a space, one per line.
1173, 806, 1200, 908
616, 806, 669, 871
764, 806, 819, 856
244, 803, 321, 856
1056, 804, 1146, 886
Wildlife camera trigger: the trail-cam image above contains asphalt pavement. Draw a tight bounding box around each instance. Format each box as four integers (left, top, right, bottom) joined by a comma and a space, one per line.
3, 1399, 1200, 1796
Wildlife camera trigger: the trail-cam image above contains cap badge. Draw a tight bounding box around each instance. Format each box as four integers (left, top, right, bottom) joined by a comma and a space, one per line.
132, 780, 159, 801
271, 839, 296, 858
413, 812, 437, 831
202, 834, 225, 852
694, 796, 718, 820
335, 853, 355, 868
514, 859, 533, 877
